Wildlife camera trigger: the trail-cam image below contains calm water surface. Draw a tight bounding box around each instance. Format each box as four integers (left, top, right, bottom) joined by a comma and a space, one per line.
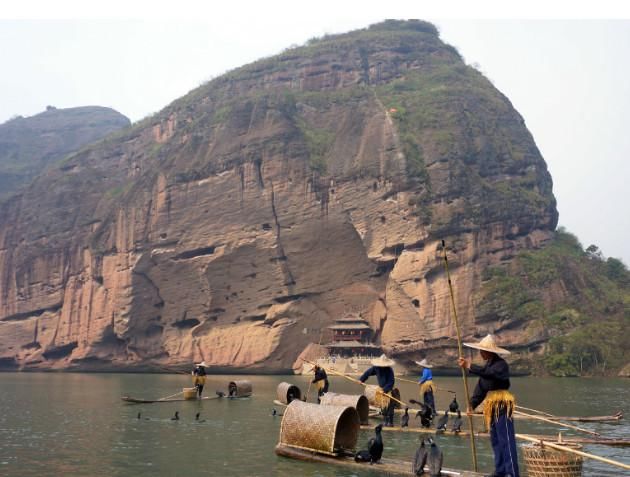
0, 374, 628, 476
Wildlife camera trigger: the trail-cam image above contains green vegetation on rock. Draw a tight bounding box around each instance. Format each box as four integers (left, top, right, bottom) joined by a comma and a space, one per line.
477, 228, 630, 376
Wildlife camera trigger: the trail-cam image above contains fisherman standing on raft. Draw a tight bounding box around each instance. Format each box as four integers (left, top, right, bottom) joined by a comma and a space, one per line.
457, 334, 520, 477
359, 354, 397, 427
416, 358, 436, 417
192, 361, 207, 399
312, 364, 329, 403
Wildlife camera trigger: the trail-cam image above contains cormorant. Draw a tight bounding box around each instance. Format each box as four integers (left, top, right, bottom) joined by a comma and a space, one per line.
195, 412, 205, 423
427, 437, 443, 477
354, 424, 383, 464
414, 403, 433, 428
216, 391, 225, 398
137, 412, 141, 419
171, 411, 180, 421
450, 410, 463, 433
449, 396, 459, 413
435, 410, 449, 432
412, 438, 427, 476
401, 407, 410, 428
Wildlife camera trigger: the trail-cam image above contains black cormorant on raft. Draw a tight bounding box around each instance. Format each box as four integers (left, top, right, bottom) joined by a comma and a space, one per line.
275, 444, 484, 477
377, 407, 623, 423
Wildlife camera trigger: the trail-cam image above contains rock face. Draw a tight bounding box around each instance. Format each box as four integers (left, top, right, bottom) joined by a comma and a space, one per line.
0, 21, 559, 372
0, 106, 130, 201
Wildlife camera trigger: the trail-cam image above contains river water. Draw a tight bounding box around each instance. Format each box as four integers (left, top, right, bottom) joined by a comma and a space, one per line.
0, 374, 627, 476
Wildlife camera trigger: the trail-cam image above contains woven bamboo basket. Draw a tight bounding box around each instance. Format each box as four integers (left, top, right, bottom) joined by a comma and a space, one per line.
320, 393, 370, 425
522, 443, 583, 477
182, 387, 197, 400
228, 380, 252, 397
363, 384, 390, 408
279, 400, 359, 455
277, 382, 302, 404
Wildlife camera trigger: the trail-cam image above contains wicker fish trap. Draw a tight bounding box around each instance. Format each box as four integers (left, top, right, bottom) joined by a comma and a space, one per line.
522, 443, 583, 477
320, 393, 370, 425
228, 380, 252, 397
363, 384, 390, 408
279, 400, 359, 455
277, 382, 302, 404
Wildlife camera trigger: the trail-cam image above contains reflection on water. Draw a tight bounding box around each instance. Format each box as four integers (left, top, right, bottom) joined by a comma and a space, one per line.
0, 374, 627, 476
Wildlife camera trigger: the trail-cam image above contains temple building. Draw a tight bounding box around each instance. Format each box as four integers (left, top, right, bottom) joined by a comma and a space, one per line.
324, 314, 381, 358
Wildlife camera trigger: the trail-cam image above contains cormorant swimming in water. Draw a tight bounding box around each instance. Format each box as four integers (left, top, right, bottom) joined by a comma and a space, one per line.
427, 437, 443, 477
401, 407, 409, 428
195, 412, 205, 423
435, 410, 449, 432
355, 424, 383, 464
171, 411, 180, 421
412, 438, 427, 476
449, 396, 459, 413
137, 412, 141, 419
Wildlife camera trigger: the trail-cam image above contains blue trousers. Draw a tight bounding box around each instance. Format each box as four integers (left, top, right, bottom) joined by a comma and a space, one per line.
490, 412, 520, 477
423, 390, 436, 415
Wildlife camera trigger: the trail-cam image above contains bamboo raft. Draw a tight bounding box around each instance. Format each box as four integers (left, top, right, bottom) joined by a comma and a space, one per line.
378, 407, 623, 423
359, 425, 630, 447
275, 443, 484, 476
121, 395, 218, 403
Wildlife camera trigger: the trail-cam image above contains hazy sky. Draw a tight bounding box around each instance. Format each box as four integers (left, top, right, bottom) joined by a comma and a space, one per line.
1, 4, 629, 264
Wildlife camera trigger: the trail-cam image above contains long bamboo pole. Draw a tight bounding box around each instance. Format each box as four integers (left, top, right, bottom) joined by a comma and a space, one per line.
441, 239, 478, 472
396, 376, 457, 394
516, 434, 630, 471
301, 358, 409, 408
513, 410, 600, 436
516, 405, 555, 417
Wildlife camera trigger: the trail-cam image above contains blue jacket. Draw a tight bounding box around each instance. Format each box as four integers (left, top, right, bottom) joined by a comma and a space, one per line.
360, 366, 395, 393
419, 367, 433, 384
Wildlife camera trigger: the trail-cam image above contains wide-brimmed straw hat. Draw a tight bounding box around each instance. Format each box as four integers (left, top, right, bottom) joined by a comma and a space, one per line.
371, 354, 395, 367
415, 358, 433, 368
195, 361, 208, 367
463, 334, 511, 356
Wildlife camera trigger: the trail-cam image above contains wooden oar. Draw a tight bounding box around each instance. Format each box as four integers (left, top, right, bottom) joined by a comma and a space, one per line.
396, 376, 457, 394
442, 240, 478, 472
513, 410, 600, 436
301, 358, 409, 408
516, 434, 630, 471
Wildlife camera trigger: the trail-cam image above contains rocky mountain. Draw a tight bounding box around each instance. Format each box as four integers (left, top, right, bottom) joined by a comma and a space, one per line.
0, 106, 130, 201
3, 19, 618, 374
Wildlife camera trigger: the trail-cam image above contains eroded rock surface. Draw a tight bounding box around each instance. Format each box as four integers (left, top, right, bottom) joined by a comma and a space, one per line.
0, 21, 558, 371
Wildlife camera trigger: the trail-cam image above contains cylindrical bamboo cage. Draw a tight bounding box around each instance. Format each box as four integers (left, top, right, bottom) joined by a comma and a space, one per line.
277, 382, 302, 404
522, 443, 583, 477
320, 393, 370, 424
279, 400, 359, 455
228, 380, 252, 397
363, 384, 390, 408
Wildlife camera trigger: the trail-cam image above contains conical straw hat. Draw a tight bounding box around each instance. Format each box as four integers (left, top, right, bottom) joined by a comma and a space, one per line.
195, 361, 208, 367
415, 358, 433, 368
371, 354, 395, 367
463, 334, 510, 355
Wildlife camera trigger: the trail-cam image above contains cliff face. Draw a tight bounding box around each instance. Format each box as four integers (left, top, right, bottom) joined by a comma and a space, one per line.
0, 20, 559, 372
0, 106, 131, 201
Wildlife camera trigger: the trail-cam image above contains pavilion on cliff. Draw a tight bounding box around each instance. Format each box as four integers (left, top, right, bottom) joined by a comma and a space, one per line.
324, 313, 381, 358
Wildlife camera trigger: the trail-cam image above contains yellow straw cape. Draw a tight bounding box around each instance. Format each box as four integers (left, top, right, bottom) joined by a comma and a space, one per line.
193, 375, 206, 386
419, 380, 435, 395
315, 379, 326, 391
482, 389, 515, 429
